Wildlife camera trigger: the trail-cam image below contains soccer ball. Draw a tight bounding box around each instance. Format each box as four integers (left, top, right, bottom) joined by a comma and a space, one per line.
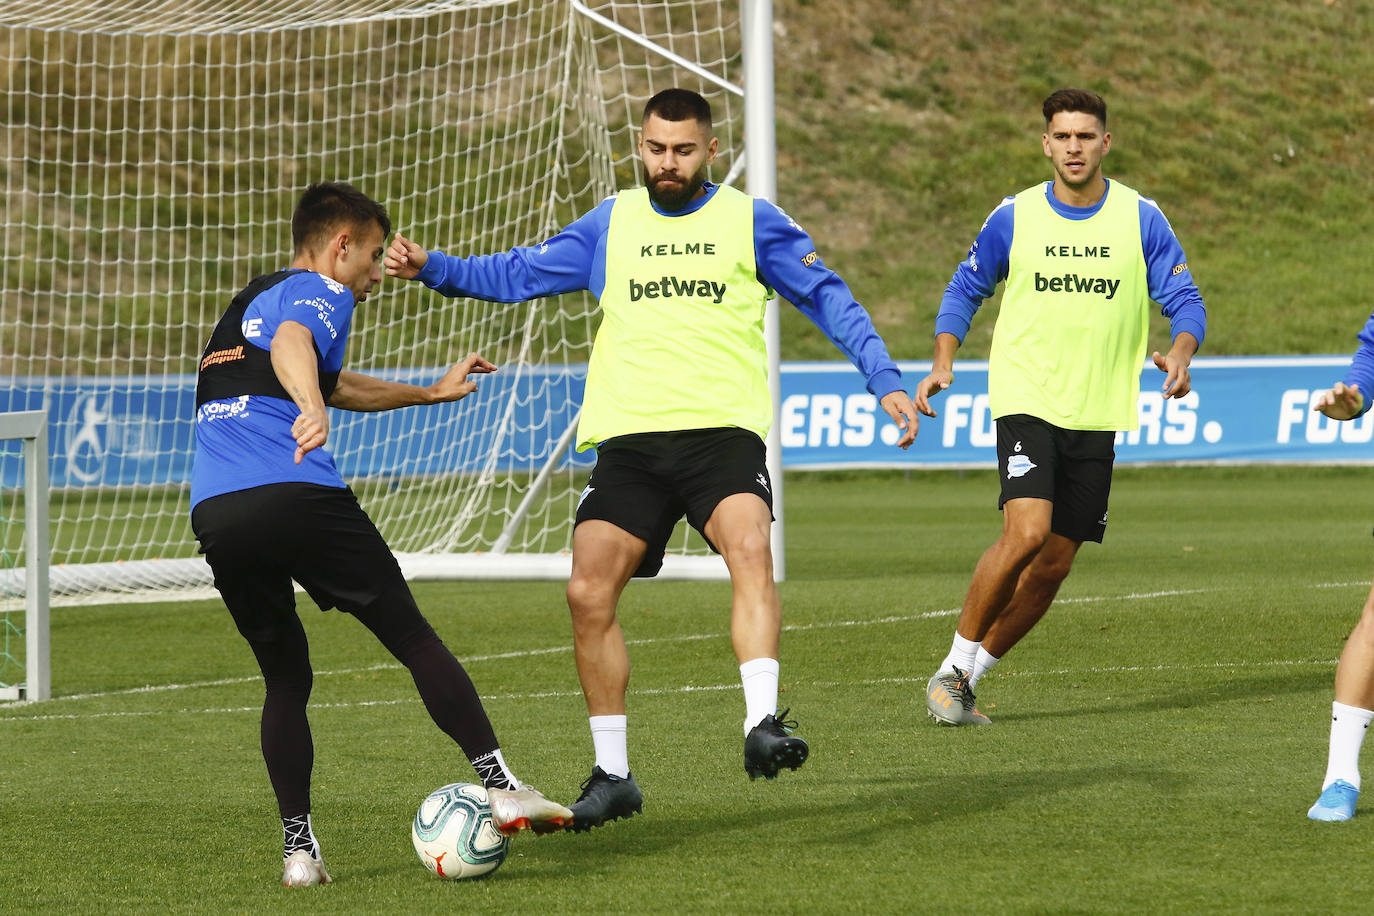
411, 783, 510, 880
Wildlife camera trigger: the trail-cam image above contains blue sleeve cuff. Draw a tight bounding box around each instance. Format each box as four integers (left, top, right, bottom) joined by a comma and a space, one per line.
416, 251, 447, 289
867, 367, 904, 399
934, 312, 970, 343
1170, 316, 1206, 351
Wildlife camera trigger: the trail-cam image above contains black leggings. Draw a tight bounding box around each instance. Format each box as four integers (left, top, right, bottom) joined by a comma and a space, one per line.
245, 580, 500, 817
193, 484, 502, 818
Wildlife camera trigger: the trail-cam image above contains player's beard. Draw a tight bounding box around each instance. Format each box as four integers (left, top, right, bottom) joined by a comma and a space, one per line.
643, 162, 709, 212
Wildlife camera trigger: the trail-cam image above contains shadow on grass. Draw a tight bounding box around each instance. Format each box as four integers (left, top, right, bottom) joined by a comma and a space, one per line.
978, 664, 1329, 725
435, 761, 1184, 882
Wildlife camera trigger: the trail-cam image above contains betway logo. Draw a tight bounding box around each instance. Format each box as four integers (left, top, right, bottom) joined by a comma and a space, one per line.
629, 276, 726, 303
1034, 271, 1120, 299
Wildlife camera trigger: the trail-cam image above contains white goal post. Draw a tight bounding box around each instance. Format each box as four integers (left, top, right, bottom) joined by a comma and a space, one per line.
0, 1, 780, 606
0, 411, 51, 701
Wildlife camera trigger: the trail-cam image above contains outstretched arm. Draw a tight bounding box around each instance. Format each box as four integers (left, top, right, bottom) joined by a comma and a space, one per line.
383, 202, 610, 302
328, 353, 499, 412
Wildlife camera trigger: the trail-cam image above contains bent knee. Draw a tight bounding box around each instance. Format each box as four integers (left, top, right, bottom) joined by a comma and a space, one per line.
719, 529, 772, 571
1027, 553, 1075, 586
566, 574, 617, 620
998, 524, 1050, 561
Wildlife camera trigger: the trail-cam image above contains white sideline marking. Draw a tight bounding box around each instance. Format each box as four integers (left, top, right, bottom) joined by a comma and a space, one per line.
0, 659, 1341, 724
0, 581, 1364, 722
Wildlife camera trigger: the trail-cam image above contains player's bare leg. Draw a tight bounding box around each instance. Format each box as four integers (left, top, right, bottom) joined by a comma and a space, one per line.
1311, 581, 1374, 821
566, 520, 641, 717
705, 493, 807, 779
565, 520, 644, 830
1334, 584, 1374, 711
956, 498, 1054, 642
706, 493, 781, 664
927, 497, 1051, 725
980, 533, 1082, 660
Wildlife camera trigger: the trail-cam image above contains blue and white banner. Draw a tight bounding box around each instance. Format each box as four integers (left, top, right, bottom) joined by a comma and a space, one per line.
4, 356, 1373, 488
0, 368, 592, 489
782, 357, 1374, 468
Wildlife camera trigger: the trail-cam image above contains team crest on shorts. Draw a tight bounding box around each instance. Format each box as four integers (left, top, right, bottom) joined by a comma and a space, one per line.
1006, 454, 1037, 479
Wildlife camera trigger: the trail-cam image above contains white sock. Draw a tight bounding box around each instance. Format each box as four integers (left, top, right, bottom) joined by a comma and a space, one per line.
969, 647, 1000, 689
589, 714, 630, 778
740, 657, 780, 734
1323, 701, 1374, 790
940, 632, 980, 675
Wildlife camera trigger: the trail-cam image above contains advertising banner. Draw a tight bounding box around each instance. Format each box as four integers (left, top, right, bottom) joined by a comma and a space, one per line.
5, 357, 1373, 489
781, 357, 1374, 468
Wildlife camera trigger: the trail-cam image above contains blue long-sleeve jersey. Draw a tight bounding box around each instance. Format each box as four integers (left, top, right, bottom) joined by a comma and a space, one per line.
415, 182, 904, 400
934, 180, 1207, 348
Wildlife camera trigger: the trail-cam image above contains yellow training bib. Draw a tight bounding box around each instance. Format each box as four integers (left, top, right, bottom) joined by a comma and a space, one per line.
579, 185, 771, 451
992, 180, 1149, 431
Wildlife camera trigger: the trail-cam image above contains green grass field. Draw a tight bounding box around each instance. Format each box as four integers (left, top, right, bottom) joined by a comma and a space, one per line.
2, 466, 1372, 912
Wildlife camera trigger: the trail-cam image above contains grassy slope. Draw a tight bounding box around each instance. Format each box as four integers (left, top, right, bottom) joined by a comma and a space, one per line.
770, 0, 1374, 362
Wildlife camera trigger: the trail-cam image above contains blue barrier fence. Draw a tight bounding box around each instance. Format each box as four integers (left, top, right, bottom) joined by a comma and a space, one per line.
4, 356, 1371, 488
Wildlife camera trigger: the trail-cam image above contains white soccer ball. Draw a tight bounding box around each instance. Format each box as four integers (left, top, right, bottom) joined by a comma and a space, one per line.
411, 782, 510, 880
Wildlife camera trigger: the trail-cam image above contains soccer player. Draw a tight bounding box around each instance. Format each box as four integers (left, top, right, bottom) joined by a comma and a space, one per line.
1306, 329, 1374, 821
385, 88, 920, 830
913, 88, 1208, 725
190, 182, 573, 887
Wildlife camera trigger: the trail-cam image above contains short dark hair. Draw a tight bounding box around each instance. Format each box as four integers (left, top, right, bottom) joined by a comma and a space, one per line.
291, 181, 391, 254
642, 88, 712, 130
1042, 88, 1107, 128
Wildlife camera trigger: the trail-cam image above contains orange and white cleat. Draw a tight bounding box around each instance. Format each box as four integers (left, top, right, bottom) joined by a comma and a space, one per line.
487, 784, 574, 836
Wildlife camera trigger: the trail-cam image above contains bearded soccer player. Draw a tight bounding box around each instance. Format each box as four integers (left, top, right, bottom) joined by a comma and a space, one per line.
190, 182, 572, 886
912, 88, 1208, 726
386, 88, 920, 830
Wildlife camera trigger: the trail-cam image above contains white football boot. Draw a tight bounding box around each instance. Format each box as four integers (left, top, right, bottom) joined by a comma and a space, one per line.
488, 784, 574, 836
281, 849, 332, 887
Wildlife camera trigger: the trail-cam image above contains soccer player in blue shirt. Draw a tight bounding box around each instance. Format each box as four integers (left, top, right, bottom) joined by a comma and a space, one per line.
1306, 321, 1374, 821
190, 182, 572, 886
386, 89, 920, 830
914, 89, 1207, 725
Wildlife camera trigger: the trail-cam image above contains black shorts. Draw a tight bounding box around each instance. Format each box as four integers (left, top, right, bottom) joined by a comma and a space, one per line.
575, 427, 773, 578
191, 482, 406, 640
995, 414, 1115, 544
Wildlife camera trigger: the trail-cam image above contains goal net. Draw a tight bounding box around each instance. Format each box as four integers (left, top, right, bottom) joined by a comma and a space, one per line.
0, 0, 749, 605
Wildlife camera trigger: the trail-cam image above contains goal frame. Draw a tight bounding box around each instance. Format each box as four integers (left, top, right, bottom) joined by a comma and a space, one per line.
0, 410, 51, 701
0, 1, 782, 604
